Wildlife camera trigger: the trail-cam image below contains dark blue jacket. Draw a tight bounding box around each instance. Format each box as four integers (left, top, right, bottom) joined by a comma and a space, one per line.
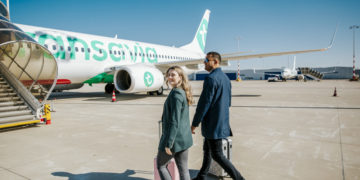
192, 68, 233, 139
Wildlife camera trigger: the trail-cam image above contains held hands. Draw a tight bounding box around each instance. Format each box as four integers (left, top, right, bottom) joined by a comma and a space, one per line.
191, 126, 196, 134
165, 147, 172, 155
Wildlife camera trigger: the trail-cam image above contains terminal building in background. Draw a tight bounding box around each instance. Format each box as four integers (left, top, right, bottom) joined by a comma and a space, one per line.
189, 67, 359, 80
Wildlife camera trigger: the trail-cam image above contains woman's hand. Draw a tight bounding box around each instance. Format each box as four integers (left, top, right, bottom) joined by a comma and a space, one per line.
165, 147, 172, 155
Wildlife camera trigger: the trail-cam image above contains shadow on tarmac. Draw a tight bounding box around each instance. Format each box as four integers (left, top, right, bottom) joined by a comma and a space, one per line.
51, 169, 220, 180
0, 124, 40, 133
189, 169, 219, 180
49, 91, 260, 102
192, 94, 261, 97
52, 169, 151, 180
49, 92, 163, 101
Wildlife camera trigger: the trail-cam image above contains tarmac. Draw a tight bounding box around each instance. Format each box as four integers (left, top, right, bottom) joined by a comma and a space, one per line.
0, 80, 359, 180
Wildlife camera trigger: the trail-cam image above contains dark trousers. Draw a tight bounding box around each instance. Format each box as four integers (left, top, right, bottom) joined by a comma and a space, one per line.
195, 138, 244, 180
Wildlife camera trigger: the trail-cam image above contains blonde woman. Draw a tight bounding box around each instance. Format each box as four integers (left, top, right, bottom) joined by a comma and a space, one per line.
157, 66, 194, 180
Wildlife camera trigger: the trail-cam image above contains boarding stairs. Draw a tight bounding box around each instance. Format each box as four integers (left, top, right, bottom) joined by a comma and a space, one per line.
298, 67, 324, 81
0, 73, 37, 127
0, 2, 57, 129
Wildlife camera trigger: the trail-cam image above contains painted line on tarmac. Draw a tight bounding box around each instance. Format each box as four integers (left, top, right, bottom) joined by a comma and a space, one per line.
0, 166, 30, 180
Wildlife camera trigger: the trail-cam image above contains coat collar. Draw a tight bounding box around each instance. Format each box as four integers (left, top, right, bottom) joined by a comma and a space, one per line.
210, 67, 221, 74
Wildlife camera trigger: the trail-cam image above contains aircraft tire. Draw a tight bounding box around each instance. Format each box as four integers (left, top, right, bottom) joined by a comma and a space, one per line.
156, 87, 164, 95
105, 83, 115, 94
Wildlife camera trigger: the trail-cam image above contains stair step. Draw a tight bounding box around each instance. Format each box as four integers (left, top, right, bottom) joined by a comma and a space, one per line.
0, 84, 9, 88
0, 101, 24, 107
0, 110, 32, 118
0, 96, 20, 102
0, 115, 35, 124
0, 106, 28, 112
0, 88, 13, 93
0, 92, 16, 97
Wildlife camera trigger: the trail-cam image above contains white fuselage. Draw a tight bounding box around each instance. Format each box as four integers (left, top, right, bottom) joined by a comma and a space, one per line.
281, 68, 298, 79
16, 24, 204, 84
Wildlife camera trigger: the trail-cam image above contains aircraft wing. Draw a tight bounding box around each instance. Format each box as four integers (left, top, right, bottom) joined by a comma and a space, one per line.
156, 27, 336, 69
155, 46, 330, 68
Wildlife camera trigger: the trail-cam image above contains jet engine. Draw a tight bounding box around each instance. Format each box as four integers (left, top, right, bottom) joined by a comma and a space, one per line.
114, 64, 164, 93
297, 74, 304, 81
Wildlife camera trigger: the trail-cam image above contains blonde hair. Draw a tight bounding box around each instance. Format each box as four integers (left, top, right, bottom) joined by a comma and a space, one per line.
165, 66, 194, 105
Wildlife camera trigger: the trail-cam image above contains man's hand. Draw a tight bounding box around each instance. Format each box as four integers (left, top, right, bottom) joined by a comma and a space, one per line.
191, 126, 196, 134
165, 147, 172, 155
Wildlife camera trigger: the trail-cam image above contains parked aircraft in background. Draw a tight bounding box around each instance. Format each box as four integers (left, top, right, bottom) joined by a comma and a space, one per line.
266, 56, 304, 81
13, 9, 335, 94
253, 56, 339, 82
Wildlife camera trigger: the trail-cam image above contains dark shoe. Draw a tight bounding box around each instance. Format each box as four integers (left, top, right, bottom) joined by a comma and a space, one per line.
192, 176, 205, 180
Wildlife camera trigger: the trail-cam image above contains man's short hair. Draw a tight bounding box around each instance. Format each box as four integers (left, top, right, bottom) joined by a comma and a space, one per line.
207, 51, 222, 63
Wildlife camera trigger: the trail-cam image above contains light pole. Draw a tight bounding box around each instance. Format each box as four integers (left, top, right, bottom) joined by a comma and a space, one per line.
235, 36, 242, 82
350, 25, 359, 81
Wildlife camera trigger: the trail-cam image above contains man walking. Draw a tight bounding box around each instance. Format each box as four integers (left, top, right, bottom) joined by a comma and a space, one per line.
191, 52, 245, 180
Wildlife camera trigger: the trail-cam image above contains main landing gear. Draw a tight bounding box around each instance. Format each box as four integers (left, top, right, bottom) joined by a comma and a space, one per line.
147, 86, 164, 96
105, 83, 115, 94
106, 83, 164, 96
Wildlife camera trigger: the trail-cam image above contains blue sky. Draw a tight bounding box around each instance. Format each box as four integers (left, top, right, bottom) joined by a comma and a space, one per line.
6, 0, 360, 70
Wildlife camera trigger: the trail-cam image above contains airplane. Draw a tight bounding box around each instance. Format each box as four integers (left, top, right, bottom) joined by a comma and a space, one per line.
266, 56, 304, 81
255, 56, 338, 82
6, 7, 336, 95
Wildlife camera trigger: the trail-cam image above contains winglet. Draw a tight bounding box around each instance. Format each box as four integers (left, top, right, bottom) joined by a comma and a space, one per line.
327, 23, 338, 49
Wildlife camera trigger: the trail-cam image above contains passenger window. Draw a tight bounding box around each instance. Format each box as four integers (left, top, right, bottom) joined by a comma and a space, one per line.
44, 44, 48, 49
88, 48, 91, 53
68, 47, 71, 51
109, 50, 112, 54
75, 47, 79, 52
52, 45, 56, 50
114, 51, 117, 55
60, 46, 64, 51
81, 48, 84, 52
99, 49, 102, 54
